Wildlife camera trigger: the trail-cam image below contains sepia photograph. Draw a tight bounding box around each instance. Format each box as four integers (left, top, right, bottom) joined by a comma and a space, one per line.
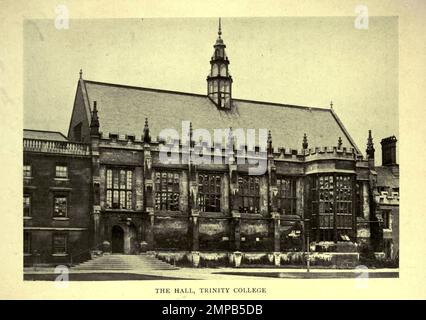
22, 14, 399, 282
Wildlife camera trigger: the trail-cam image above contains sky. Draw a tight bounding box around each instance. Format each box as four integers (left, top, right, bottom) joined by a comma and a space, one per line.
23, 17, 398, 164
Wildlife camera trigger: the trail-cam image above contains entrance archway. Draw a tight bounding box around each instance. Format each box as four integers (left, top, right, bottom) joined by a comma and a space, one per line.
111, 225, 124, 253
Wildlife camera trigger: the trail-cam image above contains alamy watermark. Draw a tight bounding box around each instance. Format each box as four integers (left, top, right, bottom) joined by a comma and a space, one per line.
158, 121, 268, 175
54, 265, 69, 288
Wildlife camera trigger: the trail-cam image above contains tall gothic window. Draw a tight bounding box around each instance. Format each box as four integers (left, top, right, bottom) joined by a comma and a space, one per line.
155, 171, 180, 211
335, 176, 353, 235
311, 174, 354, 241
106, 168, 133, 209
198, 173, 221, 212
277, 177, 297, 215
238, 176, 260, 214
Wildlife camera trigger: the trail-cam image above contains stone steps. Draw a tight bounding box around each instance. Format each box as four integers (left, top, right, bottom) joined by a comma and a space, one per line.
73, 254, 178, 271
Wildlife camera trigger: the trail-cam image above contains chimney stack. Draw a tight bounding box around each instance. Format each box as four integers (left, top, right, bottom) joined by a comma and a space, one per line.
380, 136, 397, 166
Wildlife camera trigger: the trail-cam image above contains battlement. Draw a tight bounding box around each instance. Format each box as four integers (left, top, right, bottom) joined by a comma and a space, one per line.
376, 191, 399, 205
95, 133, 359, 163
100, 132, 144, 142
24, 138, 91, 156
304, 146, 356, 160
272, 147, 304, 160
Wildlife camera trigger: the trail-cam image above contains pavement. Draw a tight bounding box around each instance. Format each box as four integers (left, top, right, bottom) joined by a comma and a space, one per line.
24, 266, 399, 281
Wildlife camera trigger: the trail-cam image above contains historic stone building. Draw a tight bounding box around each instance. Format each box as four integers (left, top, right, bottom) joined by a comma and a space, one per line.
23, 129, 92, 266
375, 136, 399, 260
23, 21, 392, 267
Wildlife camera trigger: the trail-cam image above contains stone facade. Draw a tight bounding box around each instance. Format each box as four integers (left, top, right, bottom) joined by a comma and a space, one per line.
22, 22, 391, 267
23, 135, 92, 266
375, 136, 399, 260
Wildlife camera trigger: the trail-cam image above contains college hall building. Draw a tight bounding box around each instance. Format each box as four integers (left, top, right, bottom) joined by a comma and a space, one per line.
23, 21, 399, 267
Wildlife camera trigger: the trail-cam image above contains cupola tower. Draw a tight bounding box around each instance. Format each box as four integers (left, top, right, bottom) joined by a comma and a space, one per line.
207, 18, 233, 109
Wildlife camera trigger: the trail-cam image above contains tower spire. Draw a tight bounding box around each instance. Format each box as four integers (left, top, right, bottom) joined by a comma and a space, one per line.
207, 18, 233, 109
267, 130, 273, 155
143, 118, 151, 143
90, 101, 99, 136
302, 133, 308, 150
366, 130, 375, 159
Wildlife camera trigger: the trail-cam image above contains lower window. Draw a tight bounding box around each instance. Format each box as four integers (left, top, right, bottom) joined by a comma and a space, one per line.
52, 234, 67, 254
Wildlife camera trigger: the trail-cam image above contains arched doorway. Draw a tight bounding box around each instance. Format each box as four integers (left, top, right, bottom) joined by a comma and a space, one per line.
111, 225, 124, 253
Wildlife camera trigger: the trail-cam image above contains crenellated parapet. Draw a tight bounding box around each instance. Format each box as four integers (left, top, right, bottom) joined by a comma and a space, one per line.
272, 147, 305, 161
304, 146, 356, 161
98, 132, 153, 150
95, 129, 362, 168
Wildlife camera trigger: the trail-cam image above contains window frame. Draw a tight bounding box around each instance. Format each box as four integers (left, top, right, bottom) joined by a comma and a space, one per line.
276, 176, 298, 215
55, 164, 68, 179
310, 174, 355, 242
23, 164, 32, 178
23, 194, 31, 217
52, 233, 68, 255
154, 170, 181, 212
198, 173, 222, 213
53, 195, 68, 218
105, 168, 134, 210
238, 175, 260, 214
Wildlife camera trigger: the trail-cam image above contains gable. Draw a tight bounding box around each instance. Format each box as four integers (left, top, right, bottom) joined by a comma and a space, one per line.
67, 79, 92, 143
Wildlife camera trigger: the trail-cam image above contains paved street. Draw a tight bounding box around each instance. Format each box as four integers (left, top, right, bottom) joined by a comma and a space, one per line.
24, 266, 398, 281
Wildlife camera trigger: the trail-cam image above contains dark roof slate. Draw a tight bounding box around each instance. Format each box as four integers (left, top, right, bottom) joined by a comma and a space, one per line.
81, 80, 360, 152
24, 129, 68, 141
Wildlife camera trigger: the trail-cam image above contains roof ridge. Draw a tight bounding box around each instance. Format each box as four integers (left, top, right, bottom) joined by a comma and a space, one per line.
84, 80, 207, 98
24, 128, 66, 136
83, 79, 330, 111
232, 98, 329, 111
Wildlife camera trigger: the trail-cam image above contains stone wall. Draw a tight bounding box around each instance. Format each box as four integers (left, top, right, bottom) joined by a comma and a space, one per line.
23, 152, 92, 265
199, 217, 230, 251
153, 216, 189, 250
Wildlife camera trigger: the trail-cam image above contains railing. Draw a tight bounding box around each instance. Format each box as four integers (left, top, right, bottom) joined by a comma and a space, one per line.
23, 138, 91, 156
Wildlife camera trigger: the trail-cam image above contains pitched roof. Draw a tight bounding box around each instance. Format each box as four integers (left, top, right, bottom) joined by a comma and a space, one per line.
80, 80, 360, 153
376, 165, 399, 189
24, 129, 68, 141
